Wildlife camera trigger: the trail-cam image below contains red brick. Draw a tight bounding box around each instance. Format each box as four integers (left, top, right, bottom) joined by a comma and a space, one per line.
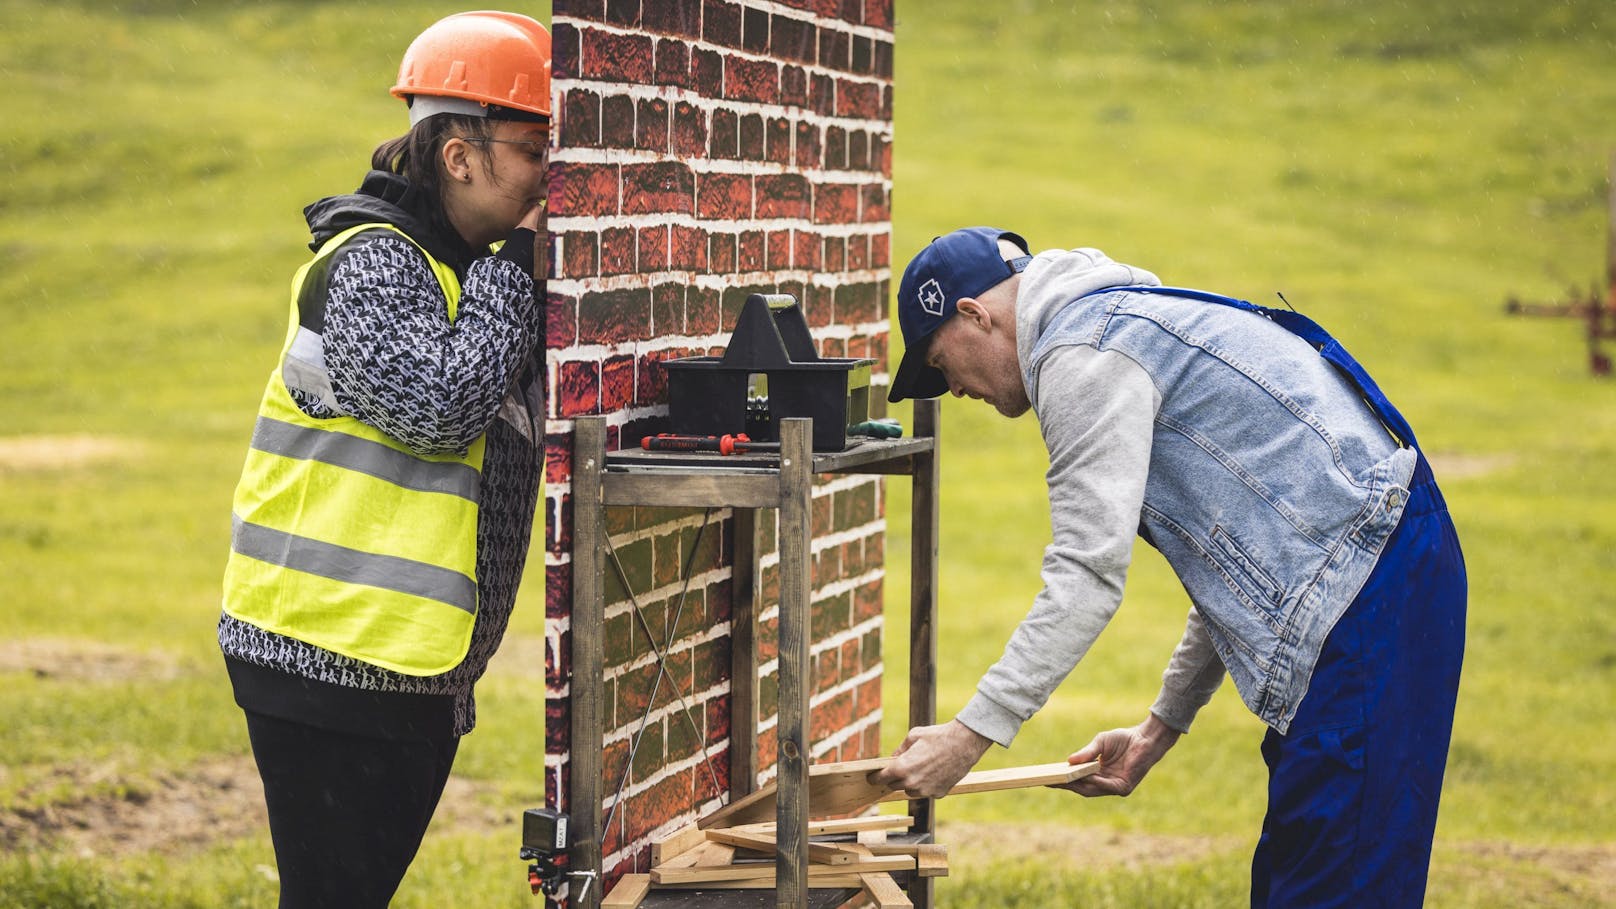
561, 87, 601, 148
544, 434, 573, 486
757, 173, 811, 219
741, 6, 769, 53
554, 0, 604, 16
840, 637, 862, 681
583, 29, 655, 82
837, 79, 881, 119
601, 354, 635, 411
579, 287, 653, 342
819, 26, 850, 70
671, 224, 708, 271
739, 114, 765, 160
810, 72, 835, 116
654, 38, 691, 88
601, 226, 635, 276
766, 229, 792, 270
695, 744, 731, 805
558, 360, 600, 416
822, 236, 845, 272
673, 101, 707, 157
839, 0, 862, 24
653, 527, 684, 588
601, 93, 635, 147
854, 577, 882, 623
738, 231, 764, 272
545, 558, 571, 618
726, 56, 779, 104
810, 689, 855, 743
623, 161, 695, 215
639, 225, 670, 272
551, 21, 580, 79
638, 348, 676, 404
645, 2, 702, 38
709, 108, 739, 159
561, 230, 599, 279
707, 233, 737, 274
860, 628, 881, 676
703, 0, 742, 47
552, 162, 619, 217
627, 766, 693, 843
813, 182, 856, 223
705, 692, 732, 744
847, 233, 869, 270
636, 97, 670, 151
871, 232, 889, 267
793, 230, 821, 270
873, 37, 893, 78
835, 281, 879, 322
848, 130, 868, 169
691, 46, 723, 96
547, 291, 579, 348
821, 337, 846, 357
782, 65, 808, 107
771, 15, 817, 63
706, 575, 732, 623
758, 609, 778, 663
851, 33, 873, 75
552, 493, 574, 554
866, 0, 893, 31
605, 0, 640, 27
882, 84, 893, 119
795, 120, 820, 168
697, 172, 752, 220
861, 182, 889, 222
758, 726, 777, 769
766, 117, 793, 165
546, 694, 570, 752
813, 648, 840, 695
847, 334, 870, 360
689, 285, 723, 333
825, 126, 847, 170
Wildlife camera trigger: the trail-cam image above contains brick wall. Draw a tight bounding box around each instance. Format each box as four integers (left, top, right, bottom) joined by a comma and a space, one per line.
541, 0, 895, 895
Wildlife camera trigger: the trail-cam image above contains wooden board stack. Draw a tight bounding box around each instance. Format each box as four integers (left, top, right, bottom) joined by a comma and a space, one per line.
600, 758, 1100, 908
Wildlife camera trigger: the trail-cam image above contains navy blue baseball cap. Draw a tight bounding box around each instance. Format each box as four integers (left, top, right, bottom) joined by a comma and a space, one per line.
889, 227, 1031, 402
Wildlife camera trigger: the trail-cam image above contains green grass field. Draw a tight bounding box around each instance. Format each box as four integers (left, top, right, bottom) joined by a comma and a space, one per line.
2, 1, 1614, 906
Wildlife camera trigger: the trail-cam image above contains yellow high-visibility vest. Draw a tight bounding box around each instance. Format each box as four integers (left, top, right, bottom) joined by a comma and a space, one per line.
222, 223, 484, 676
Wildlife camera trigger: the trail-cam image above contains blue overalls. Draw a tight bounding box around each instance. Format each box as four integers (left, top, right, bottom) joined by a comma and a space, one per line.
1117, 287, 1468, 907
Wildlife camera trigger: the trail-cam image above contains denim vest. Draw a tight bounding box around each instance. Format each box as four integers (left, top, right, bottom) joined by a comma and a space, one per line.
1025, 287, 1418, 732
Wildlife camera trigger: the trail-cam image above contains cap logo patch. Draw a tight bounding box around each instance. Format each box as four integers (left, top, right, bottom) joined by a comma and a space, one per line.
918, 278, 946, 316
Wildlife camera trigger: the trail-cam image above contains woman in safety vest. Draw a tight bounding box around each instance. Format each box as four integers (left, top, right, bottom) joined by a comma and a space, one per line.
216, 12, 550, 906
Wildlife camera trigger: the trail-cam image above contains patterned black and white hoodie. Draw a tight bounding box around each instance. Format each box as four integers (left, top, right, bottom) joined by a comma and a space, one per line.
218, 170, 545, 740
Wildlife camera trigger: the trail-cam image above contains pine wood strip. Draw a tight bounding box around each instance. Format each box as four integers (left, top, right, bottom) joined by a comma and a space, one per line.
860, 872, 914, 908
698, 758, 891, 829
704, 828, 864, 866
601, 873, 650, 908
649, 854, 914, 885
732, 815, 914, 837
658, 841, 736, 870
657, 875, 868, 890
650, 823, 706, 865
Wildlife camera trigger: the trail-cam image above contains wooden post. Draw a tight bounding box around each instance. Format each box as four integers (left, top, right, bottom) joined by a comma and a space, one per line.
730, 507, 763, 797
774, 418, 813, 907
907, 398, 941, 909
569, 417, 607, 909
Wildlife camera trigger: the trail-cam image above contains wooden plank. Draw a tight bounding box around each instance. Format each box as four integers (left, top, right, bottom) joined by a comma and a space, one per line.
874, 760, 1100, 800
602, 472, 782, 508
698, 758, 891, 829
601, 873, 650, 908
705, 828, 864, 866
863, 844, 948, 878
658, 840, 736, 870
650, 854, 915, 886
733, 814, 913, 837
658, 875, 867, 891
907, 397, 941, 909
859, 872, 913, 908
570, 416, 608, 909
729, 507, 762, 798
651, 823, 707, 866
775, 417, 815, 908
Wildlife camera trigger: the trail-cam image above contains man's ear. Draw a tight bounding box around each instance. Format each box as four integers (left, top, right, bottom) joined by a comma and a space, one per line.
955, 297, 994, 332
441, 137, 474, 184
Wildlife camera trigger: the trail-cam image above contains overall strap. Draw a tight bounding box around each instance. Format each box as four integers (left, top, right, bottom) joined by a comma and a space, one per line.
1101, 286, 1419, 449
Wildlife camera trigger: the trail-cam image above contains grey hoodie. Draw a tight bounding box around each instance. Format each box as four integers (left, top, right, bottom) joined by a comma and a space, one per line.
954, 248, 1225, 746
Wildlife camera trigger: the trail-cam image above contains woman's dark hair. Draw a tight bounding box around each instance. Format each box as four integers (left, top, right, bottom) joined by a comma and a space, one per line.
371, 114, 497, 240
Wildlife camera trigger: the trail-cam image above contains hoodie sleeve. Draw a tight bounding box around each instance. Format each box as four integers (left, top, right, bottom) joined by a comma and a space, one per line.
954, 344, 1160, 746
1149, 607, 1227, 733
321, 233, 541, 455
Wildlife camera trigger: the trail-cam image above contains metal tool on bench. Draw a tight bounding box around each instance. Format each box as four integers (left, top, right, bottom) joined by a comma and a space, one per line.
662, 292, 877, 451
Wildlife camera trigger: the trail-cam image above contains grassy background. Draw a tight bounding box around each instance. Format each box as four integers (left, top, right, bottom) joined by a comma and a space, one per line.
2, 0, 1614, 905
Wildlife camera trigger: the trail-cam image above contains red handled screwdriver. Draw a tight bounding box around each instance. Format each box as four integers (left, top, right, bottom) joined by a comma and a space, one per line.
641, 433, 781, 455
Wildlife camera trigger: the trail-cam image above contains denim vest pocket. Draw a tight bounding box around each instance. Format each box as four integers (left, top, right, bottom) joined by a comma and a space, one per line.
1211, 524, 1285, 611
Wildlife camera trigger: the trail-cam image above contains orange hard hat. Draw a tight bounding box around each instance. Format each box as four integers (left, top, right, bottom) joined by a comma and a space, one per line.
391, 11, 551, 124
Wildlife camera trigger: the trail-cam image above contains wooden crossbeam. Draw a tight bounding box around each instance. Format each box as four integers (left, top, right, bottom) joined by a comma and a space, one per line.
650, 853, 915, 885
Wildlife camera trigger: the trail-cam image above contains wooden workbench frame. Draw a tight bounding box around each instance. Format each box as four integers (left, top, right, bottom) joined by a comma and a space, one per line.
568, 400, 941, 909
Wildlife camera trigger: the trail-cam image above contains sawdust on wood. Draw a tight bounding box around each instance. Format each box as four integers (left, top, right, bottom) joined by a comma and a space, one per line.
0, 434, 141, 472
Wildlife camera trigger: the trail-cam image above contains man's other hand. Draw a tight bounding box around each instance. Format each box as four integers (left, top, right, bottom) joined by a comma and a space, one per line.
870, 719, 993, 799
1060, 713, 1182, 797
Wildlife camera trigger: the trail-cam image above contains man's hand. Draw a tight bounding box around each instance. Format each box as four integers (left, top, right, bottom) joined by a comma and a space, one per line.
1059, 713, 1182, 798
870, 719, 993, 799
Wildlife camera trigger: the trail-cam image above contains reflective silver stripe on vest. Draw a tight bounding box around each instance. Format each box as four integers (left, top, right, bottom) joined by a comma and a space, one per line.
250, 417, 480, 501
232, 515, 477, 614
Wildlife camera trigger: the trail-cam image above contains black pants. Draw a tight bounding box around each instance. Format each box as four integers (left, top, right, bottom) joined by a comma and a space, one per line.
244, 710, 460, 909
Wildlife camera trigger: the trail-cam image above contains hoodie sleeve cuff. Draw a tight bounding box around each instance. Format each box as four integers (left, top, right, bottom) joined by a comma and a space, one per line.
495, 227, 537, 276
955, 692, 1023, 748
